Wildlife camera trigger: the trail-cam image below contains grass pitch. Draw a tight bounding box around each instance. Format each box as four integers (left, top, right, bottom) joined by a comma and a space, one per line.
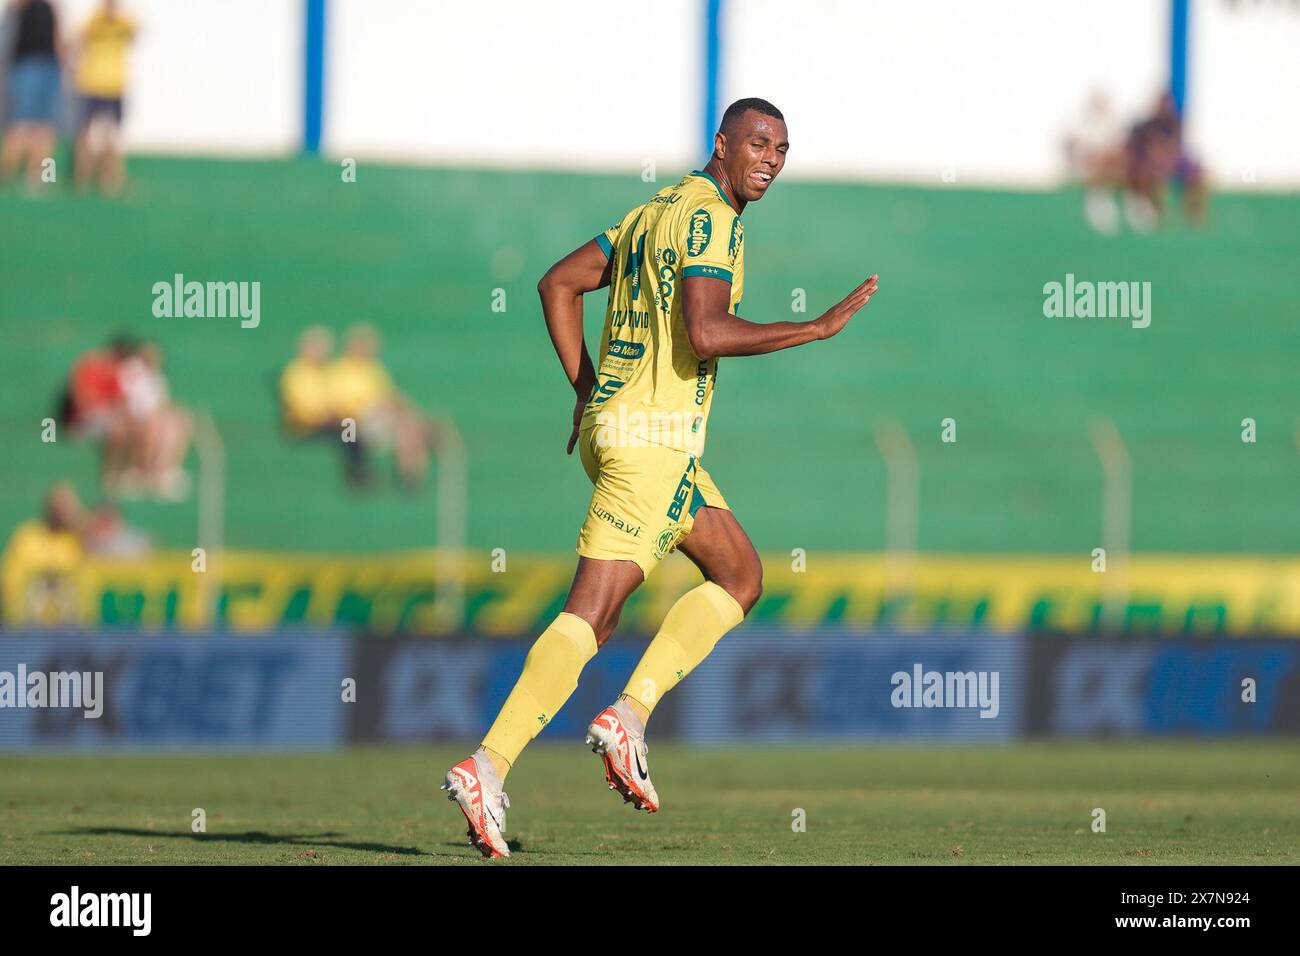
2, 742, 1296, 865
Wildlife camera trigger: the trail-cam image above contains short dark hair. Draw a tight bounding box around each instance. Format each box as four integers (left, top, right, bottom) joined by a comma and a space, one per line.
718, 97, 784, 137
107, 332, 140, 355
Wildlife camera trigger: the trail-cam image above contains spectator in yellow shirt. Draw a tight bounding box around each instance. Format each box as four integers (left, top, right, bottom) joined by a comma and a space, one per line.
72, 0, 137, 195
329, 324, 435, 490
329, 324, 397, 426
280, 326, 335, 434
279, 326, 369, 486
1, 483, 85, 626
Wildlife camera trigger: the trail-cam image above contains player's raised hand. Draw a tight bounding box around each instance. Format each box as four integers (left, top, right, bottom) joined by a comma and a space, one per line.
814, 274, 879, 341
566, 398, 586, 454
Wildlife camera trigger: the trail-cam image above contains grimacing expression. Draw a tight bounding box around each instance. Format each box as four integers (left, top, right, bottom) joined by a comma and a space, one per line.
720, 111, 789, 203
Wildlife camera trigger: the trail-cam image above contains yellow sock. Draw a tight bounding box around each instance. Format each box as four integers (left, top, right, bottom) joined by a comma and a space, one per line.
621, 581, 744, 719
481, 612, 598, 772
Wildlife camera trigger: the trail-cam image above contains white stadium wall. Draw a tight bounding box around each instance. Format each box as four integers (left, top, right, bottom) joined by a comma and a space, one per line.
322, 0, 701, 172
723, 0, 1168, 187
1188, 0, 1300, 189
55, 0, 301, 155
49, 0, 1300, 189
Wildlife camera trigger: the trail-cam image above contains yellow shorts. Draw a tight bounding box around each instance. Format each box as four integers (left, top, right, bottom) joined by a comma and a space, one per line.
576, 425, 729, 579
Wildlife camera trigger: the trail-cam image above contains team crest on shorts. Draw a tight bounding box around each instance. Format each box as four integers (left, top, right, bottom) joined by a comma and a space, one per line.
654, 527, 681, 560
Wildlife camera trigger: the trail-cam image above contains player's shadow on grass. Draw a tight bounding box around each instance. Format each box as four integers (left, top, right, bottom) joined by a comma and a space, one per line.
58, 826, 436, 858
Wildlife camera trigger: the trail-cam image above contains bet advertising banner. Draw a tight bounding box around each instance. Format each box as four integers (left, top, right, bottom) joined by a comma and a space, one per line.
0, 633, 349, 751
1, 632, 1296, 750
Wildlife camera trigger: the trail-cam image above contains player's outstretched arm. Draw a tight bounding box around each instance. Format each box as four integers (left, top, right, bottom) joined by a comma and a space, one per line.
682, 273, 879, 359
537, 239, 614, 453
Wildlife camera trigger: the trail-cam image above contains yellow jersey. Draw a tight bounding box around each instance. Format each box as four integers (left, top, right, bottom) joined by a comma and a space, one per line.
279, 358, 334, 433
76, 12, 137, 99
1, 520, 82, 626
582, 170, 744, 457
328, 356, 395, 420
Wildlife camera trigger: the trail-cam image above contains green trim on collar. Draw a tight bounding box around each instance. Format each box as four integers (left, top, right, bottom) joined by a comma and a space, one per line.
691, 169, 738, 214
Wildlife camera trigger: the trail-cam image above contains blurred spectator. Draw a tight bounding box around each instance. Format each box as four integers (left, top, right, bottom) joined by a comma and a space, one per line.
61, 335, 192, 501
280, 325, 334, 432
1, 482, 83, 624
118, 341, 192, 500
71, 0, 135, 196
1, 484, 152, 625
1064, 89, 1208, 234
1126, 91, 1207, 228
279, 325, 369, 486
63, 333, 135, 491
0, 0, 62, 192
329, 323, 436, 490
1063, 90, 1126, 235
80, 501, 149, 556
278, 324, 442, 491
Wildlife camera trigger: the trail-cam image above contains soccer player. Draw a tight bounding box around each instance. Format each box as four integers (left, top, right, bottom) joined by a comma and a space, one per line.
443, 98, 879, 857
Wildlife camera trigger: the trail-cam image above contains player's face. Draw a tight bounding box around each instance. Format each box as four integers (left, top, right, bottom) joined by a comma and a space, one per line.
723, 111, 789, 203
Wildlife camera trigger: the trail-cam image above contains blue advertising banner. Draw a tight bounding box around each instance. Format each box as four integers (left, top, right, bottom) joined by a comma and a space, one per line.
675, 629, 1028, 742
0, 633, 349, 750
347, 637, 682, 743
3, 631, 1295, 750
1031, 638, 1300, 736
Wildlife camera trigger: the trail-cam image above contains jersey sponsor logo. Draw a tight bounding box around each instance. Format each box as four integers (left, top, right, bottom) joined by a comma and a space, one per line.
590, 376, 625, 405
656, 247, 677, 314
651, 193, 682, 205
694, 360, 709, 406
609, 309, 651, 329
606, 339, 645, 360
591, 503, 641, 538
686, 208, 713, 257
728, 218, 743, 261
666, 460, 697, 521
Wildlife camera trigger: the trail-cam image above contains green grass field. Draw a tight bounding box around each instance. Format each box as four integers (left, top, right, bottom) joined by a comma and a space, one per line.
2, 159, 1298, 556
3, 742, 1296, 865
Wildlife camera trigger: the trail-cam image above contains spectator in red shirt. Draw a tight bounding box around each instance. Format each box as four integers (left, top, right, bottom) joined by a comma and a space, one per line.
63, 335, 135, 493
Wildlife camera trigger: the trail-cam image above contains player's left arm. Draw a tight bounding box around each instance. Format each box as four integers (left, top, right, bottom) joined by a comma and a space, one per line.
537, 239, 613, 453
682, 274, 879, 359
679, 201, 878, 358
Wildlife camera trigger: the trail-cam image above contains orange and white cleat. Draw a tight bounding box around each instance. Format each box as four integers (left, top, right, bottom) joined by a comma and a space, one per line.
441, 750, 511, 858
586, 700, 660, 813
